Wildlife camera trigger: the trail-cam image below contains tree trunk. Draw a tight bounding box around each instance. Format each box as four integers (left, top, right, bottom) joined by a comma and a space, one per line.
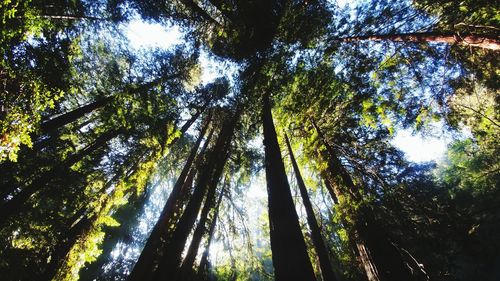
165, 101, 211, 153
180, 0, 221, 25
180, 177, 225, 277
310, 118, 416, 281
128, 121, 213, 281
339, 32, 500, 50
197, 186, 224, 278
153, 109, 238, 281
40, 96, 112, 134
310, 118, 361, 201
284, 133, 338, 281
262, 93, 316, 281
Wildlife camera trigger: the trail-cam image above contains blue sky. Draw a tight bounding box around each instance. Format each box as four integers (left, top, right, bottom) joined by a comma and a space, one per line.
124, 20, 451, 163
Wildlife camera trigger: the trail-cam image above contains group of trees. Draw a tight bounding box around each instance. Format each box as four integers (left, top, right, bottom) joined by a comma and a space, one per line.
0, 0, 498, 280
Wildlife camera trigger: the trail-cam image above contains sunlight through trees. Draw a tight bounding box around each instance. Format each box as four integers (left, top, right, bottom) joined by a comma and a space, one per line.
0, 0, 498, 281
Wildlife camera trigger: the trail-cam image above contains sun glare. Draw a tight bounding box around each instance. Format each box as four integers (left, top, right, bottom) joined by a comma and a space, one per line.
125, 20, 183, 49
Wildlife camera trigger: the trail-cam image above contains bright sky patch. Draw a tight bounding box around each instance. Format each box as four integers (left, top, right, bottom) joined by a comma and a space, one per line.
125, 20, 183, 49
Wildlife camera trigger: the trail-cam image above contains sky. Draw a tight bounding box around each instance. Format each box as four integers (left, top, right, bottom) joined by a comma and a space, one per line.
85, 18, 457, 277
124, 20, 451, 163
392, 128, 449, 162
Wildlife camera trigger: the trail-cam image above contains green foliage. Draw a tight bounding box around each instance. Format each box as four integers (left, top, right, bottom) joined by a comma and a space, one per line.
0, 0, 498, 281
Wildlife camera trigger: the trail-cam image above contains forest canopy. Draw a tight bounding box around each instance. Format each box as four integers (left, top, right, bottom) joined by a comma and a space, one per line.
0, 0, 499, 281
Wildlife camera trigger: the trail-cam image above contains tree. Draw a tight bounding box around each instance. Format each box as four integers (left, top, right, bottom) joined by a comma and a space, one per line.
284, 133, 338, 281
262, 93, 316, 281
1, 1, 499, 281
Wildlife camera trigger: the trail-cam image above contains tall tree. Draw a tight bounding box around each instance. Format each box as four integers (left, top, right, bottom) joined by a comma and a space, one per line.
284, 133, 338, 281
153, 106, 240, 281
262, 93, 316, 281
128, 115, 213, 280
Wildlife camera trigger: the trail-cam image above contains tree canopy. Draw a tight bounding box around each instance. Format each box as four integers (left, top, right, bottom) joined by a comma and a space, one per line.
0, 0, 498, 280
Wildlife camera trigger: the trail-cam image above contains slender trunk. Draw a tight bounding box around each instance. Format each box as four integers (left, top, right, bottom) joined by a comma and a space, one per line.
165, 102, 210, 153
40, 97, 112, 134
310, 118, 415, 281
154, 109, 238, 281
310, 118, 361, 201
128, 121, 213, 281
0, 128, 122, 224
284, 133, 337, 281
31, 118, 93, 152
320, 171, 339, 204
180, 177, 225, 276
197, 187, 223, 277
339, 32, 500, 50
180, 0, 221, 25
262, 94, 316, 281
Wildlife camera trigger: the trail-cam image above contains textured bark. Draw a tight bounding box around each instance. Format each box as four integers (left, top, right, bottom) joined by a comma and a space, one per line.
284, 133, 337, 281
197, 187, 224, 277
180, 178, 225, 276
153, 109, 238, 281
128, 121, 213, 281
310, 118, 415, 281
262, 94, 316, 281
340, 32, 500, 50
180, 0, 221, 24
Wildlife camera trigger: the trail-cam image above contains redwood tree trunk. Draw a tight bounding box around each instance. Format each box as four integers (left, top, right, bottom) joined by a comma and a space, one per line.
40, 96, 112, 134
153, 109, 238, 281
180, 179, 225, 277
128, 121, 213, 281
262, 93, 316, 281
310, 118, 415, 281
166, 102, 211, 152
197, 187, 224, 278
339, 31, 500, 50
284, 133, 337, 281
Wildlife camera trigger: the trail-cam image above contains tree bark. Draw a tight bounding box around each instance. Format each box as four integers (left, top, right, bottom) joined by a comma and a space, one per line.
128, 120, 213, 281
262, 93, 316, 281
180, 176, 225, 276
197, 186, 224, 278
153, 109, 238, 281
310, 118, 415, 281
40, 96, 112, 134
284, 133, 338, 281
339, 32, 500, 50
180, 0, 221, 25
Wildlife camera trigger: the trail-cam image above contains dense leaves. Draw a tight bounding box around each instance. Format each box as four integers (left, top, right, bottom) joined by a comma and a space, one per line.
0, 0, 498, 281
